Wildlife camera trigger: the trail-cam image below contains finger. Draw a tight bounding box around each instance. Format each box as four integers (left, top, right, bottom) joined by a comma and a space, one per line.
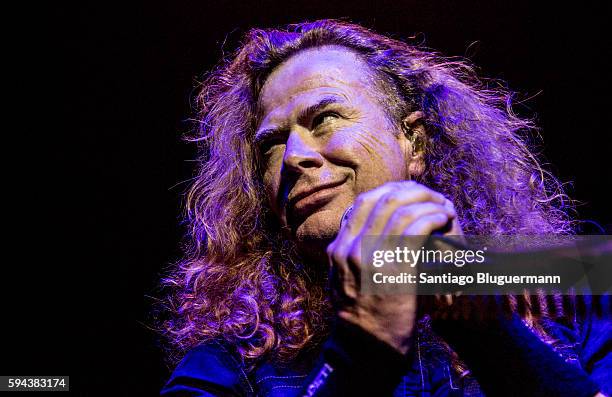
335, 181, 409, 243
403, 212, 451, 236
358, 186, 449, 238
379, 202, 456, 237
370, 203, 453, 254
327, 242, 359, 300
345, 239, 363, 294
330, 182, 408, 269
332, 182, 438, 275
328, 183, 451, 302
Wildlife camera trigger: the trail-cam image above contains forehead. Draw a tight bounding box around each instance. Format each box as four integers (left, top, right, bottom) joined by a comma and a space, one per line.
259, 46, 376, 113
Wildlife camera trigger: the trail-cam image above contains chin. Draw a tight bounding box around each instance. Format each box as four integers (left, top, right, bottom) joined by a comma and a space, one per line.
294, 209, 341, 246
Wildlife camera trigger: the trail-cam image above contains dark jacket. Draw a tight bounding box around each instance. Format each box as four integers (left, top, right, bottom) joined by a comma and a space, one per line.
162, 307, 611, 397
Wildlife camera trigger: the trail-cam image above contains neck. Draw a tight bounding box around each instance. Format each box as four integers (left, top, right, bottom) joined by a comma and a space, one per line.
299, 237, 332, 261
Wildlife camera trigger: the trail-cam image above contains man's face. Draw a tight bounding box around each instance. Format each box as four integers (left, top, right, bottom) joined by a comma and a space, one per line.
256, 46, 410, 249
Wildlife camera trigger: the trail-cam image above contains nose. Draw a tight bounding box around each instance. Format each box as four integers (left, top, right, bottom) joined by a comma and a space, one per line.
282, 129, 324, 173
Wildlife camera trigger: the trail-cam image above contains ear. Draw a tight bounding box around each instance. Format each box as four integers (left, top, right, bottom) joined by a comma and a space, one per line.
400, 111, 426, 178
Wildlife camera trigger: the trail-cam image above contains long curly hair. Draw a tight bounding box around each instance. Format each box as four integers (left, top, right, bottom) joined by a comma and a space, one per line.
161, 19, 574, 368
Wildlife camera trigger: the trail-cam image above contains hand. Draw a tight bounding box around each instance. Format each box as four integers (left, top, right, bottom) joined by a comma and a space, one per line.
326, 181, 462, 355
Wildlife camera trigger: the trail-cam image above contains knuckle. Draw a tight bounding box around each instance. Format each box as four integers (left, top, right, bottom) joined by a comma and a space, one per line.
425, 191, 446, 204
354, 193, 371, 207
408, 222, 428, 235
408, 214, 447, 234
393, 205, 416, 223
434, 212, 448, 222
408, 185, 430, 199
414, 184, 433, 194
380, 191, 402, 206
385, 181, 405, 189
422, 212, 446, 224
380, 181, 406, 195
428, 202, 448, 213
330, 248, 344, 264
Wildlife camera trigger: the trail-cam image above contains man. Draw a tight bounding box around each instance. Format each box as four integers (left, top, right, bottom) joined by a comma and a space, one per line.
161, 20, 610, 396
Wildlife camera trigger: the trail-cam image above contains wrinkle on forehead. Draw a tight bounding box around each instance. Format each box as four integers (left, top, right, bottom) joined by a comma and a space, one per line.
259, 46, 377, 113
259, 90, 354, 130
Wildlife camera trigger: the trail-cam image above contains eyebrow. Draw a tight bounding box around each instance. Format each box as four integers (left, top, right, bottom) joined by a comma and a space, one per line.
254, 95, 347, 142
297, 96, 346, 124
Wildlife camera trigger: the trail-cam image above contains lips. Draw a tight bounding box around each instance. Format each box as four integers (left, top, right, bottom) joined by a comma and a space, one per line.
287, 178, 347, 219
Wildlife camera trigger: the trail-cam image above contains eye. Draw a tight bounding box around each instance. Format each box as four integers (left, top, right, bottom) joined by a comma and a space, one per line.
258, 136, 285, 155
312, 111, 340, 128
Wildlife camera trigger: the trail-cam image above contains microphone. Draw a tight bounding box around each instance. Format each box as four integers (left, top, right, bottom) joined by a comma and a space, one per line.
338, 204, 611, 320
340, 205, 354, 229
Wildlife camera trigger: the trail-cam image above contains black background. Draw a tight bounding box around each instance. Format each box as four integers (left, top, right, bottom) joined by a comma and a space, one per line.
4, 1, 610, 396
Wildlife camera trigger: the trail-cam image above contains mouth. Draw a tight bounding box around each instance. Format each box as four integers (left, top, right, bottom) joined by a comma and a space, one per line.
287, 178, 347, 221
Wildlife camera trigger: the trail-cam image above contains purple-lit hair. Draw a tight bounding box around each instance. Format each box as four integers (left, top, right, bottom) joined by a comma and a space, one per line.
162, 19, 573, 367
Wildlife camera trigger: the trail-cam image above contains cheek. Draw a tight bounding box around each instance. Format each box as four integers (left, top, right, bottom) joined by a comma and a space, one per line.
262, 154, 283, 212
328, 127, 406, 185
